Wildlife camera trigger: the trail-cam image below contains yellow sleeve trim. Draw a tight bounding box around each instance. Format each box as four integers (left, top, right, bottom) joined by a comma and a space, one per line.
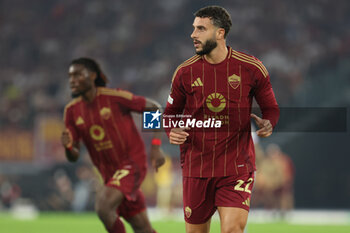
231, 50, 269, 78
63, 97, 82, 121
171, 55, 201, 83
99, 88, 133, 100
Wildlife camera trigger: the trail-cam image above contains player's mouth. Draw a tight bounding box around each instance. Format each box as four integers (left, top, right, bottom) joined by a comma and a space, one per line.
193, 40, 201, 48
71, 86, 78, 92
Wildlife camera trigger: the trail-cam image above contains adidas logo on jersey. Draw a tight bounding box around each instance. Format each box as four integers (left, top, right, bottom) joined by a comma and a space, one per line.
76, 116, 84, 125
242, 198, 250, 207
191, 77, 203, 87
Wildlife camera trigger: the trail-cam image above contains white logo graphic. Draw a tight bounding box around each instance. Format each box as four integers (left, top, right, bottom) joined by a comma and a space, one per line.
168, 95, 174, 104
143, 110, 161, 129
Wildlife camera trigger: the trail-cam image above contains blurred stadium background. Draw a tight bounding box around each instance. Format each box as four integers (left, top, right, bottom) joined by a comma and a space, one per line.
0, 0, 349, 232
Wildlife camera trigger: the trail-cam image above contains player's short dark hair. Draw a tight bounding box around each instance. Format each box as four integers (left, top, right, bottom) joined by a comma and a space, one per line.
194, 6, 232, 38
70, 57, 108, 87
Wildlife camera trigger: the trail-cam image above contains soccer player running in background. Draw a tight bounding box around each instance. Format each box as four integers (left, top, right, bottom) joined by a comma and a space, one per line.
164, 6, 280, 233
61, 58, 165, 233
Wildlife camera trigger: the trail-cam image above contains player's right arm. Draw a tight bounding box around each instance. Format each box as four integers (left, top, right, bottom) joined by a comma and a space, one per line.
164, 66, 189, 145
61, 129, 80, 162
169, 127, 190, 145
62, 106, 81, 162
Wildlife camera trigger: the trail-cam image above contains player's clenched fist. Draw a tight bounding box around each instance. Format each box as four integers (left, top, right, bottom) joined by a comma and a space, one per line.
61, 129, 73, 149
169, 127, 190, 145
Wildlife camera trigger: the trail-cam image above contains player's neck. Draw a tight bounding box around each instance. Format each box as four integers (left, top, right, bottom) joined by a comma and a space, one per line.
204, 43, 228, 64
82, 86, 97, 103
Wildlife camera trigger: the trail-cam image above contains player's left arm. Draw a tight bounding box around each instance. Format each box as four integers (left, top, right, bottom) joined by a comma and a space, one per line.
252, 68, 280, 137
115, 89, 165, 171
144, 98, 166, 172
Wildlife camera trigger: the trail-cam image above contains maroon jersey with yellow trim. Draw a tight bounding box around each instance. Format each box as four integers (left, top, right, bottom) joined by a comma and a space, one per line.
64, 87, 147, 183
164, 47, 279, 178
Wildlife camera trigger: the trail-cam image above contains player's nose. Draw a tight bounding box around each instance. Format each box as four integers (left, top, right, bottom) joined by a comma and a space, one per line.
191, 32, 196, 39
69, 77, 78, 86
191, 29, 197, 39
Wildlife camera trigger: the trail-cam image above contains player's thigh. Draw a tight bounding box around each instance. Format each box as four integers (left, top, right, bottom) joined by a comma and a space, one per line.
125, 210, 152, 232
217, 207, 248, 233
95, 185, 124, 212
185, 219, 211, 233
215, 173, 254, 233
119, 189, 150, 231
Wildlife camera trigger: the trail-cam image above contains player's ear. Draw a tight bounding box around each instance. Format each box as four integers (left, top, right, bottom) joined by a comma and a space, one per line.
216, 28, 225, 40
89, 71, 97, 82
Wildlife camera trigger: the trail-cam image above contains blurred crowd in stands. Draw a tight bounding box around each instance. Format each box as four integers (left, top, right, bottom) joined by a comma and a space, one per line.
1, 0, 349, 129
0, 0, 349, 213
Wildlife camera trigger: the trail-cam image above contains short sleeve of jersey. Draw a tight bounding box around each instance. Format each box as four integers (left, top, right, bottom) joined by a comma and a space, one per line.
112, 89, 146, 113
63, 106, 80, 142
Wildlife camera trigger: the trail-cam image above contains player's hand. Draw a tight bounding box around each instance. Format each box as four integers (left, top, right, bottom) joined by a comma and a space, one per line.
61, 129, 73, 149
150, 146, 166, 172
169, 127, 190, 145
251, 114, 273, 138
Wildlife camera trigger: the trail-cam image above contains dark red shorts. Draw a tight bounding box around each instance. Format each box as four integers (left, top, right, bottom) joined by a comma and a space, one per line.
106, 168, 145, 201
183, 172, 255, 224
117, 189, 146, 220
105, 168, 147, 220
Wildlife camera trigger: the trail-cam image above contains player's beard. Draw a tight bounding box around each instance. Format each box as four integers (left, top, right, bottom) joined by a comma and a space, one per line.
71, 85, 91, 98
196, 38, 217, 55
71, 92, 81, 98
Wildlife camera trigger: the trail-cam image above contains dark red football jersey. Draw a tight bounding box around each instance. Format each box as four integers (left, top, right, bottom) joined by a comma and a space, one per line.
64, 87, 147, 183
164, 47, 280, 178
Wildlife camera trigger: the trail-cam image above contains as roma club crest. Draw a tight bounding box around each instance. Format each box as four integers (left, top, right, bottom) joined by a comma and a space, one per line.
185, 206, 192, 218
100, 107, 111, 120
228, 74, 241, 89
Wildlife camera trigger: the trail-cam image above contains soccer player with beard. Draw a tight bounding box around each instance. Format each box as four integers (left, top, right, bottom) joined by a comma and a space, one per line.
61, 58, 165, 233
164, 6, 280, 233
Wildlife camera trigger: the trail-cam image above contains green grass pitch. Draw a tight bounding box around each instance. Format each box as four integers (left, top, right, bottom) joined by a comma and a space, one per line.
0, 212, 350, 233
